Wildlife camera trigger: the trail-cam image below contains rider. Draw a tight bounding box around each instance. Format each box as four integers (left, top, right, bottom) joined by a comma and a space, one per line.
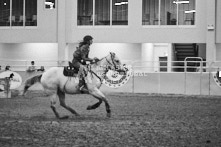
72, 35, 97, 92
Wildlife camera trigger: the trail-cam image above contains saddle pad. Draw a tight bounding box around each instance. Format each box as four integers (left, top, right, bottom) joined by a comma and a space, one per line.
63, 66, 79, 77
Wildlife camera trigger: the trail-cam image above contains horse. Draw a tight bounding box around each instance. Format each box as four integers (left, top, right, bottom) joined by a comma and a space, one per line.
21, 52, 125, 119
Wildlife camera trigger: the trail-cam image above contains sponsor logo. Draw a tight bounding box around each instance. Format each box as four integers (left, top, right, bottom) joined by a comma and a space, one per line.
103, 65, 132, 88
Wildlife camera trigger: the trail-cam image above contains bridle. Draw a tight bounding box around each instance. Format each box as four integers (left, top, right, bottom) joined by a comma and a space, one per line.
105, 52, 118, 71
88, 52, 125, 84
86, 53, 116, 83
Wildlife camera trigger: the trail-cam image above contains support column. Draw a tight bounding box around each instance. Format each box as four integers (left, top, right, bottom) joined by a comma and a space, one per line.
141, 43, 154, 72
57, 0, 67, 66
206, 0, 216, 63
167, 44, 172, 72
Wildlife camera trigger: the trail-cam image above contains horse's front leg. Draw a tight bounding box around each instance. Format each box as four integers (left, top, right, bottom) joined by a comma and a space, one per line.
89, 88, 111, 118
86, 99, 102, 110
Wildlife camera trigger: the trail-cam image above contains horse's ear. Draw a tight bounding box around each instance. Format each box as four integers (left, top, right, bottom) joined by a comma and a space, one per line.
110, 52, 115, 57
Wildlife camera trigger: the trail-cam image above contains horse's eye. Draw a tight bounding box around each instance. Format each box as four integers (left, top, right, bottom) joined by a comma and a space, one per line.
115, 60, 119, 63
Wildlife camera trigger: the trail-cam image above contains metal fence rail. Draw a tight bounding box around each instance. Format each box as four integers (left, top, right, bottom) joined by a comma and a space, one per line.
1, 58, 220, 72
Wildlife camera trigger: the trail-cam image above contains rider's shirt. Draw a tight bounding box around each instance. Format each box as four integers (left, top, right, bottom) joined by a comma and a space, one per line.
73, 44, 90, 63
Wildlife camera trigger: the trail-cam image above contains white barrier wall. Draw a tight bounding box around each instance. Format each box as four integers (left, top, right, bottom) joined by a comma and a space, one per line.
100, 72, 221, 96
8, 70, 221, 96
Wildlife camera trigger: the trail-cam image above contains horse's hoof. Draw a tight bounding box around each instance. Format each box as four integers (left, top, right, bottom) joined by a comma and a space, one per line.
60, 115, 69, 119
86, 106, 92, 110
106, 113, 111, 118
75, 113, 80, 117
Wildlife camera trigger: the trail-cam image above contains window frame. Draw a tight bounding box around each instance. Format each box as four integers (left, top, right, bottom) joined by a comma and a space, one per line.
77, 0, 129, 27
142, 0, 196, 27
0, 0, 37, 28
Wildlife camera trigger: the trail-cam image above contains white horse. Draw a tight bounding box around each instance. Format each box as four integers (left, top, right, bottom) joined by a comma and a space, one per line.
22, 52, 125, 119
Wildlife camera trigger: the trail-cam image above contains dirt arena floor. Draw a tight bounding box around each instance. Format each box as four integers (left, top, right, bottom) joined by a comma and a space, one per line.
0, 91, 221, 147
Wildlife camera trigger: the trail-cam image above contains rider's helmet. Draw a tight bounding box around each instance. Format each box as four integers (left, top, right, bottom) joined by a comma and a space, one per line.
83, 35, 93, 43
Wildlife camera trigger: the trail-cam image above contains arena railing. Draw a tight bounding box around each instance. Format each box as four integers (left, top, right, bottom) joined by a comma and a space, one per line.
0, 59, 220, 73
0, 59, 60, 71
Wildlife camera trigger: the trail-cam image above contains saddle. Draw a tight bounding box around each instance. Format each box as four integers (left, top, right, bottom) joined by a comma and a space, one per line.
63, 62, 79, 77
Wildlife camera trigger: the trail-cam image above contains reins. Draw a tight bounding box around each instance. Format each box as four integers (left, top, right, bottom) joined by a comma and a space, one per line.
105, 52, 117, 70
88, 52, 117, 84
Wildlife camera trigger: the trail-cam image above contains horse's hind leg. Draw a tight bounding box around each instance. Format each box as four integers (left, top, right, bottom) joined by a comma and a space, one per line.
89, 88, 111, 118
22, 82, 32, 96
57, 88, 79, 117
22, 85, 29, 96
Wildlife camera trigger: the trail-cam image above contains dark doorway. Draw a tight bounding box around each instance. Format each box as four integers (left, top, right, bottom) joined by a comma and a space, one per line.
159, 57, 167, 72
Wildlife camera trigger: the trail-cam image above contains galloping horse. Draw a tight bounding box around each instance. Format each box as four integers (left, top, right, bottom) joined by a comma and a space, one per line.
22, 52, 124, 119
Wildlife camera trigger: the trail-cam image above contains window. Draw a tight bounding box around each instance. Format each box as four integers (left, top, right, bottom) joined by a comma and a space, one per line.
12, 0, 24, 26
142, 0, 195, 25
95, 0, 110, 25
178, 0, 195, 25
160, 0, 177, 25
45, 0, 55, 9
0, 0, 10, 26
25, 0, 37, 26
142, 0, 159, 25
78, 0, 128, 26
77, 0, 93, 26
0, 0, 37, 27
112, 0, 128, 25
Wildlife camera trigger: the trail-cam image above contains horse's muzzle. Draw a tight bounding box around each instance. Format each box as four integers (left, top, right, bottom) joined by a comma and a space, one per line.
116, 69, 126, 75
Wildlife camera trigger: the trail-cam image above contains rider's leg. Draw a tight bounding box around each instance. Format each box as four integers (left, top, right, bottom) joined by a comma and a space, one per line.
78, 65, 89, 92
72, 61, 85, 91
79, 77, 85, 89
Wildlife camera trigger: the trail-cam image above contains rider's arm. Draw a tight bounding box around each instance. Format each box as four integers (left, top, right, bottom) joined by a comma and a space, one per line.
82, 55, 93, 62
81, 45, 94, 62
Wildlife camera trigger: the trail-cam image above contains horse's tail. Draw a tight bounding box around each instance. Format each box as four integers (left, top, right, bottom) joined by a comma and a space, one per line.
22, 74, 42, 95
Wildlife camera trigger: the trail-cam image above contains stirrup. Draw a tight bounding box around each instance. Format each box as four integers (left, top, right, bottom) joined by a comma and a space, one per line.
79, 85, 89, 93
79, 85, 84, 91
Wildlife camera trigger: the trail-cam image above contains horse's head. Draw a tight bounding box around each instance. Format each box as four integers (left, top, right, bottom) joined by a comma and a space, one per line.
104, 52, 126, 75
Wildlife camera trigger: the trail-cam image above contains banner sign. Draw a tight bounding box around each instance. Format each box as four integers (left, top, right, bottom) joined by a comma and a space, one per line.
0, 71, 22, 89
103, 65, 132, 88
213, 71, 221, 88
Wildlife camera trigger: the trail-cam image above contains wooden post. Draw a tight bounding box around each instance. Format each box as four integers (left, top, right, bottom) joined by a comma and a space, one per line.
0, 78, 11, 98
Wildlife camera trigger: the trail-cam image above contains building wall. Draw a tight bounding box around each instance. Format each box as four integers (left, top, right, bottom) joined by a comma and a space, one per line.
216, 0, 221, 59
66, 0, 207, 44
67, 43, 141, 62
0, 43, 58, 71
217, 44, 221, 60
198, 44, 206, 60
0, 43, 57, 61
0, 0, 219, 62
0, 0, 57, 43
0, 0, 216, 44
216, 0, 221, 43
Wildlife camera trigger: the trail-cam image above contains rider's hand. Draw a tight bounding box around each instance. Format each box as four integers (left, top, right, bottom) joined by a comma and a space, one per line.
93, 57, 99, 62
